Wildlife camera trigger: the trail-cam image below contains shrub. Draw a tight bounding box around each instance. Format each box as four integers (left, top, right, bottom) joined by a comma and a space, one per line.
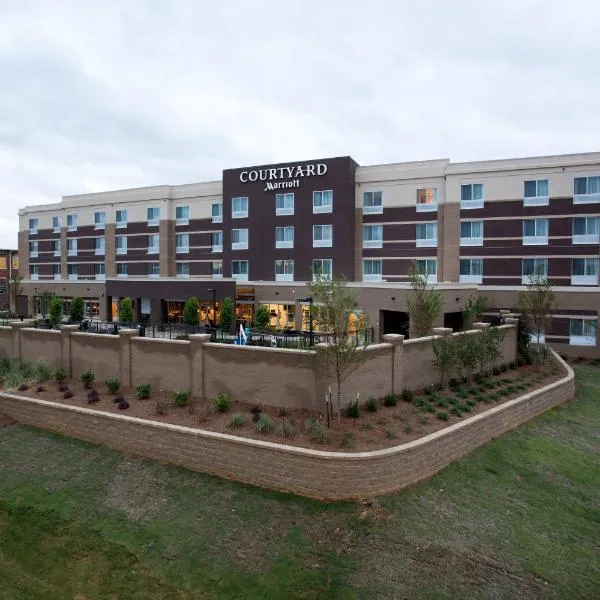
311, 423, 330, 444
404, 423, 413, 433
423, 402, 436, 413
173, 390, 189, 407
214, 393, 231, 413
32, 361, 50, 383
385, 429, 397, 440
113, 395, 124, 404
424, 387, 433, 396
58, 383, 69, 393
250, 405, 261, 415
435, 397, 449, 408
279, 418, 296, 439
254, 304, 271, 330
135, 384, 151, 400
483, 395, 495, 404
383, 393, 398, 407
437, 411, 449, 421
18, 383, 29, 391
466, 399, 477, 407
49, 297, 63, 327
304, 417, 318, 433
462, 403, 473, 413
450, 406, 463, 417
36, 385, 45, 393
255, 413, 274, 434
105, 377, 121, 394
345, 402, 359, 419
229, 413, 245, 428
87, 390, 100, 404
449, 378, 459, 388
456, 390, 469, 400
119, 297, 134, 324
63, 390, 73, 399
53, 368, 67, 384
81, 370, 95, 390
376, 416, 388, 426
69, 296, 85, 323
220, 297, 234, 332
155, 400, 169, 415
183, 297, 200, 327
401, 388, 414, 402
413, 397, 425, 408
365, 397, 378, 412
340, 431, 356, 449
118, 400, 130, 410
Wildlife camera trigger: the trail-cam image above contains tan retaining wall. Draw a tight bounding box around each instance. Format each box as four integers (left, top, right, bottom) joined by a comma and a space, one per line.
0, 352, 574, 501
70, 332, 122, 382
19, 328, 62, 369
0, 326, 14, 358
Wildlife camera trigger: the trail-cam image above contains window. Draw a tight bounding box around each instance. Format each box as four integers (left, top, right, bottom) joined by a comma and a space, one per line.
67, 264, 78, 281
67, 238, 77, 257
460, 221, 484, 246
147, 234, 160, 254
572, 258, 599, 285
117, 263, 128, 278
569, 318, 596, 346
276, 193, 295, 216
211, 260, 223, 278
53, 239, 61, 257
312, 258, 332, 280
415, 259, 437, 283
275, 259, 294, 281
363, 224, 383, 248
95, 263, 105, 281
0, 279, 5, 294
460, 184, 484, 209
275, 226, 294, 249
212, 231, 223, 252
28, 218, 38, 234
232, 196, 249, 219
176, 233, 189, 253
147, 207, 160, 226
116, 236, 127, 255
176, 262, 190, 278
363, 191, 383, 214
231, 229, 248, 250
52, 216, 61, 233
459, 258, 483, 284
232, 260, 249, 281
573, 217, 600, 244
116, 209, 128, 228
523, 219, 549, 245
416, 223, 438, 247
211, 203, 223, 223
175, 205, 189, 225
148, 262, 160, 278
313, 224, 333, 247
94, 211, 105, 229
523, 179, 549, 206
574, 176, 600, 203
30, 264, 39, 281
313, 190, 333, 214
67, 214, 77, 232
363, 259, 383, 282
522, 258, 548, 283
29, 240, 39, 258
52, 264, 61, 281
94, 237, 105, 256
416, 188, 438, 212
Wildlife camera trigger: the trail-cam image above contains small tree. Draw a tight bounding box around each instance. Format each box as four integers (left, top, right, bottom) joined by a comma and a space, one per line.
482, 327, 506, 374
49, 297, 63, 327
183, 296, 200, 326
254, 304, 270, 330
7, 273, 23, 315
119, 297, 134, 324
455, 332, 479, 383
220, 297, 234, 332
406, 265, 443, 338
69, 296, 85, 323
518, 274, 556, 368
307, 276, 367, 425
462, 295, 487, 330
431, 335, 457, 391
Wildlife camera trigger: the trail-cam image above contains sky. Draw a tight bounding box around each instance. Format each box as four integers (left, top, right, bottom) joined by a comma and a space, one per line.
1, 0, 599, 248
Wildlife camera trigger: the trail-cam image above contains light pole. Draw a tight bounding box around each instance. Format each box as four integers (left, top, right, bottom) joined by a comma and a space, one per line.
206, 288, 216, 328
297, 296, 313, 346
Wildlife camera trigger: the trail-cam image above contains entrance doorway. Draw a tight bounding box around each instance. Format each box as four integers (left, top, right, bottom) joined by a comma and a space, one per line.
380, 310, 410, 338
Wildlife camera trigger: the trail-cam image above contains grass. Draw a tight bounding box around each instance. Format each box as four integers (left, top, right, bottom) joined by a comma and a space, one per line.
0, 365, 598, 598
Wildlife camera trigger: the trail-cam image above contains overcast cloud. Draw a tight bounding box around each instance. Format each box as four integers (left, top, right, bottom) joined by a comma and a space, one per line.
1, 0, 599, 247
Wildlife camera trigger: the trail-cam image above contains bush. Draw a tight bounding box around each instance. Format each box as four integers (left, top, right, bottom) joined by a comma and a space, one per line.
214, 393, 231, 413
254, 304, 271, 330
311, 423, 330, 444
183, 297, 200, 327
105, 377, 121, 394
32, 361, 50, 383
220, 297, 234, 332
345, 401, 359, 419
401, 388, 414, 402
423, 402, 435, 413
340, 431, 356, 449
63, 390, 73, 399
449, 378, 459, 388
278, 418, 296, 439
53, 368, 67, 384
173, 390, 189, 407
113, 395, 124, 404
385, 430, 397, 440
155, 400, 169, 415
366, 397, 378, 412
450, 406, 463, 417
49, 297, 63, 327
87, 390, 100, 404
383, 393, 398, 407
437, 411, 449, 421
70, 296, 85, 323
304, 417, 318, 433
229, 413, 245, 428
58, 383, 69, 393
118, 401, 130, 410
135, 384, 151, 399
255, 413, 274, 434
36, 385, 45, 393
80, 370, 95, 390
403, 423, 413, 433
119, 298, 134, 324
435, 397, 449, 408
18, 383, 29, 391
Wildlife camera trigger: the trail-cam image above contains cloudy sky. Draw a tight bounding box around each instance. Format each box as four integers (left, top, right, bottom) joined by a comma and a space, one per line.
1, 0, 599, 247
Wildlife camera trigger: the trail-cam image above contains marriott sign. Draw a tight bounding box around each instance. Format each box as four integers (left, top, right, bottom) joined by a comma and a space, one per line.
239, 163, 328, 191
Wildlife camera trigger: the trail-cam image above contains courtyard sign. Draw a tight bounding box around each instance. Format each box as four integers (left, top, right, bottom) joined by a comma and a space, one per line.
240, 163, 328, 191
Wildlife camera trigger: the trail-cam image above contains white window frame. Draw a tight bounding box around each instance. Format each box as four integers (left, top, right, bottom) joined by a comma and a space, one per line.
574, 176, 600, 204
275, 226, 294, 249
275, 259, 294, 282
232, 196, 249, 219
232, 260, 249, 281
363, 224, 383, 249
313, 224, 333, 248
415, 259, 437, 284
362, 259, 383, 282
67, 214, 77, 232
521, 258, 548, 284
95, 263, 105, 281
147, 207, 160, 227
52, 216, 61, 233
29, 240, 39, 258
313, 190, 333, 214
571, 257, 599, 286
363, 191, 383, 215
94, 211, 105, 230
523, 179, 549, 206
415, 222, 438, 247
176, 233, 189, 254
116, 263, 128, 278
460, 220, 484, 246
312, 258, 332, 280
572, 217, 600, 245
460, 184, 484, 209
147, 234, 160, 254
67, 238, 77, 257
211, 260, 223, 279
459, 258, 483, 284
30, 264, 39, 281
569, 318, 597, 346
523, 218, 549, 245
211, 203, 223, 224
231, 228, 248, 251
175, 205, 189, 226
116, 209, 128, 229
94, 237, 105, 256
67, 264, 78, 281
416, 188, 438, 212
276, 193, 295, 216
212, 231, 223, 253
116, 236, 128, 255
53, 264, 61, 281
176, 262, 190, 278
28, 218, 38, 235
148, 262, 160, 278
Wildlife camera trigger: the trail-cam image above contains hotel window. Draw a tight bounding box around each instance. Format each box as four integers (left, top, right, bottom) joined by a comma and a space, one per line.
416, 188, 438, 212
574, 176, 600, 203
67, 264, 78, 281
415, 259, 437, 283
572, 257, 599, 286
276, 193, 295, 216
176, 233, 189, 253
175, 205, 189, 225
415, 223, 438, 247
570, 318, 597, 346
116, 235, 127, 255
52, 215, 61, 233
460, 221, 484, 246
147, 207, 160, 226
117, 263, 128, 278
147, 234, 160, 254
573, 217, 600, 244
29, 240, 39, 258
94, 211, 105, 229
523, 218, 548, 245
313, 224, 333, 247
231, 228, 248, 250
459, 258, 483, 284
53, 239, 61, 257
176, 262, 190, 278
212, 231, 223, 252
148, 262, 160, 278
312, 258, 332, 280
67, 213, 77, 232
313, 190, 333, 214
363, 224, 383, 248
275, 226, 294, 249
30, 264, 39, 281
275, 259, 294, 282
67, 238, 77, 257
522, 258, 548, 283
232, 260, 249, 281
523, 179, 549, 206
211, 203, 223, 223
94, 237, 105, 256
232, 196, 249, 219
363, 191, 383, 214
362, 259, 383, 282
211, 260, 223, 278
460, 184, 484, 209
116, 209, 128, 228
53, 264, 61, 281
28, 218, 38, 234
95, 263, 105, 281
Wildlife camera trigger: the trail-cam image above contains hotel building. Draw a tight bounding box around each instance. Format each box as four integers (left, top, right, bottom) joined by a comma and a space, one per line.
18, 152, 600, 354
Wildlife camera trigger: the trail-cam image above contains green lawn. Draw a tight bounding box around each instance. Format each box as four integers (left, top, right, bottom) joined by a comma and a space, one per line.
0, 366, 599, 599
